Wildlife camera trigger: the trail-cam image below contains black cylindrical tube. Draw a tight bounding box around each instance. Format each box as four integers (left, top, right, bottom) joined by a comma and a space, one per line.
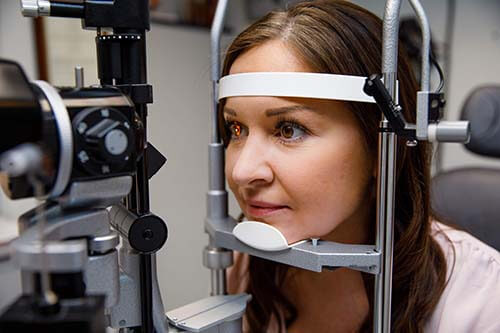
110, 206, 168, 253
50, 2, 84, 18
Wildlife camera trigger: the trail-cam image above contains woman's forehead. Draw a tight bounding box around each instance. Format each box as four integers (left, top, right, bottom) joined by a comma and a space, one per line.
229, 40, 312, 74
224, 96, 348, 119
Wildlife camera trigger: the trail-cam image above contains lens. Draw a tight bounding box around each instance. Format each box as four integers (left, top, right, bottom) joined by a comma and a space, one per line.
0, 60, 43, 153
0, 60, 60, 199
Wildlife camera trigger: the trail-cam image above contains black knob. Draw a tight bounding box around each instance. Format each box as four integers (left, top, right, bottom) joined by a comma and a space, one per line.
73, 107, 135, 176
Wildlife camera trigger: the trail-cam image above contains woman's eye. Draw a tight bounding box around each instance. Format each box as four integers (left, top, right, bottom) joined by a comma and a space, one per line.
277, 122, 307, 141
226, 121, 245, 140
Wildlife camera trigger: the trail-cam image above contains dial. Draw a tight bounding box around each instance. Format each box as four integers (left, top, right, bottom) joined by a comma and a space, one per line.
72, 106, 135, 176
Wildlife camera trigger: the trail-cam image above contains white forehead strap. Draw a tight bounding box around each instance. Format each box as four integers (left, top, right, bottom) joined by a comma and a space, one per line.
218, 72, 376, 103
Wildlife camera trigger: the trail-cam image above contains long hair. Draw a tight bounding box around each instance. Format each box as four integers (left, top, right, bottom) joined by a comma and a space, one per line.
219, 1, 447, 332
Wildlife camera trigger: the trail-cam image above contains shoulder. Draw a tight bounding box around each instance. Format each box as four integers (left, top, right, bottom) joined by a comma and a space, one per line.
431, 222, 500, 274
426, 222, 500, 332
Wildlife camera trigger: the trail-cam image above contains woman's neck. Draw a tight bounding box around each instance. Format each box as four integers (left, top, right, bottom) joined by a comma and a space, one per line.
283, 193, 374, 332
284, 267, 370, 332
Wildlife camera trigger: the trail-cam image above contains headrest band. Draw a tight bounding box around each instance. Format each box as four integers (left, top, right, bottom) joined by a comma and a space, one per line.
218, 72, 376, 103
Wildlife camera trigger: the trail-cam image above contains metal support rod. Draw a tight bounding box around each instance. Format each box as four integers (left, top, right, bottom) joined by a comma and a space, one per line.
210, 0, 229, 144
211, 269, 226, 296
409, 0, 431, 92
383, 127, 397, 333
373, 126, 388, 333
375, 1, 402, 332
373, 119, 398, 333
409, 0, 431, 141
207, 0, 231, 297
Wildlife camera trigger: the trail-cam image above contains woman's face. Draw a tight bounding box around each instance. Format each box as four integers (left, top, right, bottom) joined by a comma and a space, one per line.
224, 40, 374, 244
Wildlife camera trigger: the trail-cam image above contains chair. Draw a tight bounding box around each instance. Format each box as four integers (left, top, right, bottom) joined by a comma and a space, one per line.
431, 86, 500, 251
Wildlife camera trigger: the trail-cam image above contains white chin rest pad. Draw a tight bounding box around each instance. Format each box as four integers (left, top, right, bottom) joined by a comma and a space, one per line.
232, 221, 306, 252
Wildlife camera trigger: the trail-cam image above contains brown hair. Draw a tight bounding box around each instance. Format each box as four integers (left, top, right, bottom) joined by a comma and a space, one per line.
219, 1, 447, 332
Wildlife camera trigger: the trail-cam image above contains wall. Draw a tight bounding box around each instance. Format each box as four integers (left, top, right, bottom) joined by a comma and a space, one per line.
147, 23, 213, 310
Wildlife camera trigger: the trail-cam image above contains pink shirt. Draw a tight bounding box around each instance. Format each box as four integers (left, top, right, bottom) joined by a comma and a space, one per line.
426, 223, 500, 332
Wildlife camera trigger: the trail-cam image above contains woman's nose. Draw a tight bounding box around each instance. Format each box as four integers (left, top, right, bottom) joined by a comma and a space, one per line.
231, 135, 273, 187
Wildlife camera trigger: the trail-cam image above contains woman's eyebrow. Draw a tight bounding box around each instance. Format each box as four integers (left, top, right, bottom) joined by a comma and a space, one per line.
223, 105, 317, 117
223, 107, 237, 116
265, 105, 318, 116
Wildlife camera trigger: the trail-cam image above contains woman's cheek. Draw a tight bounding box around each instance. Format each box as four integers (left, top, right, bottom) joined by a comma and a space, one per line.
297, 159, 363, 237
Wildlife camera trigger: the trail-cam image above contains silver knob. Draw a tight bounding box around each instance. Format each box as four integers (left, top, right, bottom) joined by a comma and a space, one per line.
428, 121, 471, 143
20, 0, 50, 17
75, 66, 84, 88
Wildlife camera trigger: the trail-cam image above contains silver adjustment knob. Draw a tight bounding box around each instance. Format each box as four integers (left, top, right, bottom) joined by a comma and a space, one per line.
104, 129, 128, 156
75, 66, 84, 88
20, 0, 51, 17
428, 121, 471, 143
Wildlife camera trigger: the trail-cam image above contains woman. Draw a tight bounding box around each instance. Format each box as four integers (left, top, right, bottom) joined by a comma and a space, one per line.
219, 1, 500, 332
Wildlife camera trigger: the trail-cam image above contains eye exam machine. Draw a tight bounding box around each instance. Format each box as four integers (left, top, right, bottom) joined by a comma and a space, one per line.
0, 1, 469, 333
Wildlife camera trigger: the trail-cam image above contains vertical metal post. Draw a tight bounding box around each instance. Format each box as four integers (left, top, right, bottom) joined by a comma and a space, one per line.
374, 1, 402, 332
210, 0, 229, 145
410, 0, 431, 140
206, 0, 230, 296
373, 128, 388, 333
409, 0, 431, 93
99, 23, 154, 333
211, 268, 227, 295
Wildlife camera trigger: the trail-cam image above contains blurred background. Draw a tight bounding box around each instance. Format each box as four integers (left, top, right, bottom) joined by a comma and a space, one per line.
1, 0, 499, 315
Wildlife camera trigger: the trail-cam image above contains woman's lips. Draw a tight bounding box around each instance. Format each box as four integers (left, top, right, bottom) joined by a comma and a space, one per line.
246, 200, 289, 218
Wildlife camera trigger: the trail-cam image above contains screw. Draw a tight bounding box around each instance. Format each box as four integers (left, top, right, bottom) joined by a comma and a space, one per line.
143, 228, 154, 240
406, 139, 418, 147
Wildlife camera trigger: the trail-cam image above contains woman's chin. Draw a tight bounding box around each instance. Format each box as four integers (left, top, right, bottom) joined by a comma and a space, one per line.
274, 225, 307, 245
